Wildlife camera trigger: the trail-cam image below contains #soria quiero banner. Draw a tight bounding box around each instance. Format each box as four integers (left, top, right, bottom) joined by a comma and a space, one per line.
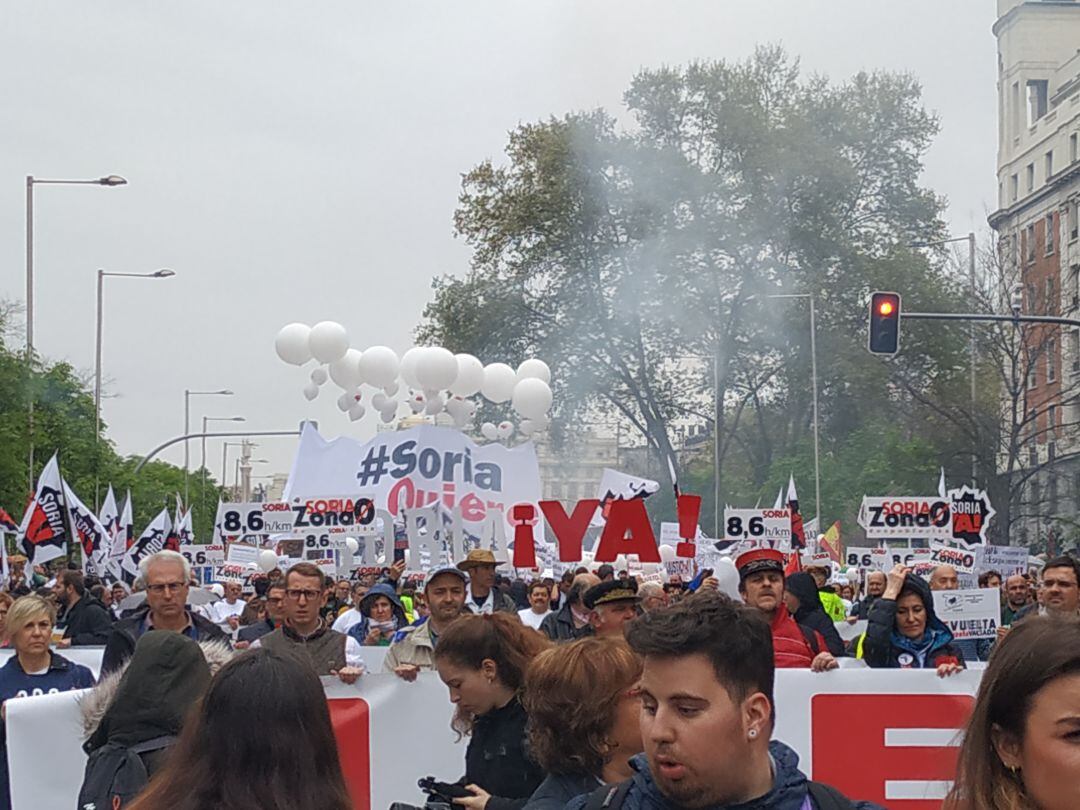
283, 424, 542, 536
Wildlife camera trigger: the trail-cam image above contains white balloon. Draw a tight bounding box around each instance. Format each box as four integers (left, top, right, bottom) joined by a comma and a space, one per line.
329, 349, 362, 389
308, 321, 350, 364
716, 557, 741, 598
453, 412, 470, 429
371, 392, 388, 411
481, 422, 499, 440
345, 537, 360, 554
348, 402, 366, 422
258, 549, 279, 573
302, 382, 319, 401
357, 345, 400, 388
846, 568, 860, 584
658, 544, 677, 563
450, 354, 485, 397
444, 396, 464, 417
511, 377, 553, 420
399, 347, 426, 390
497, 421, 514, 440
415, 346, 458, 391
425, 392, 446, 415
336, 392, 351, 412
383, 381, 399, 397
381, 408, 398, 424
519, 419, 535, 436
408, 392, 426, 414
481, 363, 517, 403
310, 367, 328, 386
516, 358, 552, 384
275, 323, 312, 366
463, 399, 478, 417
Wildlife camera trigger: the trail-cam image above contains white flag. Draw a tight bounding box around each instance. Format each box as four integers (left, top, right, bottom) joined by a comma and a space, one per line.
122, 509, 172, 578
592, 469, 660, 527
17, 453, 68, 566
63, 480, 109, 576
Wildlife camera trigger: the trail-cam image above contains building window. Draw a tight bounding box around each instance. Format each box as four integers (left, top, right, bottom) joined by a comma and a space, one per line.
1048, 337, 1057, 383
1049, 404, 1057, 433
1028, 357, 1038, 389
1072, 133, 1079, 164
1012, 81, 1022, 136
1047, 213, 1056, 255
1046, 150, 1054, 180
1071, 329, 1080, 371
1070, 201, 1079, 241
1011, 174, 1019, 201
1031, 478, 1041, 507
1027, 223, 1036, 261
1028, 79, 1049, 125
1027, 163, 1035, 192
1050, 474, 1059, 511
1047, 276, 1056, 310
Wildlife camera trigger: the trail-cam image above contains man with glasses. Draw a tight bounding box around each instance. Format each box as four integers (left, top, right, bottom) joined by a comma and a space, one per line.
254, 562, 365, 684
101, 550, 229, 675
236, 581, 288, 647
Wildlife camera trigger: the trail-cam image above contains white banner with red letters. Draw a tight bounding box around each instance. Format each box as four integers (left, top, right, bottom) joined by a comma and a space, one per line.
7, 669, 978, 810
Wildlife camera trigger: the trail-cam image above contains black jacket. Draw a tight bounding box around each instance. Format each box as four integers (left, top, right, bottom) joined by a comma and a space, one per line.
539, 603, 594, 643
101, 606, 229, 676
524, 772, 599, 810
463, 696, 544, 810
863, 574, 965, 670
85, 631, 211, 777
851, 594, 879, 621
60, 596, 114, 646
237, 618, 277, 644
786, 573, 845, 658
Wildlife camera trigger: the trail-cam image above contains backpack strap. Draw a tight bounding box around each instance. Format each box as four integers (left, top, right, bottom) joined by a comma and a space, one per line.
806, 781, 855, 810
797, 623, 820, 656
126, 734, 177, 755
583, 779, 633, 810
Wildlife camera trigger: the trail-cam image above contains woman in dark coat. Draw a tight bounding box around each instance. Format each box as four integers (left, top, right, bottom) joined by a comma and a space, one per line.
783, 572, 846, 658
863, 564, 965, 676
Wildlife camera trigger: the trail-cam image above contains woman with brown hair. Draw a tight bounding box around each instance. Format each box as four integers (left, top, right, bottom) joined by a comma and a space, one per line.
522, 637, 643, 810
432, 612, 551, 810
945, 614, 1080, 810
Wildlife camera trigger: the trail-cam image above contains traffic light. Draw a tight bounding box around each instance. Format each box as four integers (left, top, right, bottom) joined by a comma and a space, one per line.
868, 291, 901, 355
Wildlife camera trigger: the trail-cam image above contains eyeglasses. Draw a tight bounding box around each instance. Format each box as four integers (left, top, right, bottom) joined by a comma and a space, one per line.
267, 597, 285, 605
285, 588, 322, 602
146, 582, 187, 594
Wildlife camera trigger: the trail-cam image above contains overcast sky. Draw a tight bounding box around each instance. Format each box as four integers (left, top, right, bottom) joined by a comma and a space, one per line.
0, 1, 999, 489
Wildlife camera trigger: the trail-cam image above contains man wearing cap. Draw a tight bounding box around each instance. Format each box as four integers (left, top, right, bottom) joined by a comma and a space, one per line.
385, 564, 469, 680
457, 549, 517, 615
735, 549, 837, 672
584, 578, 641, 637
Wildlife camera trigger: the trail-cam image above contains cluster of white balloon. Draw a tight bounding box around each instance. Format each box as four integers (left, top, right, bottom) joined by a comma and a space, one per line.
274, 321, 554, 439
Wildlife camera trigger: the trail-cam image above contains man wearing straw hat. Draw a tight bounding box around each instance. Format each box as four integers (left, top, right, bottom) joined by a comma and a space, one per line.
457, 549, 516, 615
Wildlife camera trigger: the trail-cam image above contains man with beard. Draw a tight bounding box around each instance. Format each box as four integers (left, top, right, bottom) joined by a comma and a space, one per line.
736, 549, 837, 672
52, 570, 113, 647
569, 591, 882, 810
385, 564, 469, 680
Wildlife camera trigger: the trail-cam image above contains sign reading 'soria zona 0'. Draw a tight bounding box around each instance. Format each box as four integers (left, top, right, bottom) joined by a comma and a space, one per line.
857, 486, 994, 549
282, 423, 543, 538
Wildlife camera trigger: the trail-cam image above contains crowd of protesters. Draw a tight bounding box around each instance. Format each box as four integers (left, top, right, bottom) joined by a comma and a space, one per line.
0, 542, 1075, 809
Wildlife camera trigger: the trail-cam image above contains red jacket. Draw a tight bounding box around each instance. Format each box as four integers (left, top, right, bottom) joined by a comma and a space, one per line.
769, 604, 826, 668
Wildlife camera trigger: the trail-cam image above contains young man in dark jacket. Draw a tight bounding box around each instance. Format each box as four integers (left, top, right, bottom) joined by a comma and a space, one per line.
54, 570, 114, 647
568, 591, 882, 810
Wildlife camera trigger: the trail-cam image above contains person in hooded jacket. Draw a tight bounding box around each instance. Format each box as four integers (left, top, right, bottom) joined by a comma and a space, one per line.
863, 564, 965, 676
783, 573, 845, 658
80, 631, 218, 785
346, 583, 408, 647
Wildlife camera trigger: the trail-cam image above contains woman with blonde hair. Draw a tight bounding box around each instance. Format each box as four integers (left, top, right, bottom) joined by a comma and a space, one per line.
0, 595, 95, 810
945, 614, 1080, 810
522, 637, 643, 810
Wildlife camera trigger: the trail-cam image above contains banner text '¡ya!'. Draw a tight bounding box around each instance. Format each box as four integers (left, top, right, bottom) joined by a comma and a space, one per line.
356, 441, 502, 491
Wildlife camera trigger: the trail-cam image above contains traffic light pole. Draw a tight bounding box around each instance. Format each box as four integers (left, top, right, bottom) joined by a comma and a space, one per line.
902, 312, 1080, 329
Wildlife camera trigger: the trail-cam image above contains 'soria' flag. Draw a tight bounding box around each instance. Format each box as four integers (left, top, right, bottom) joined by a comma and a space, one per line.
63, 480, 109, 576
0, 507, 18, 534
99, 487, 123, 561
17, 453, 69, 566
787, 474, 806, 551
121, 508, 172, 580
592, 469, 660, 527
173, 500, 193, 548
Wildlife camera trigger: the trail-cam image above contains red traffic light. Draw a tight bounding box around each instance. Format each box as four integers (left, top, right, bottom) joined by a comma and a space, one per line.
878, 300, 894, 316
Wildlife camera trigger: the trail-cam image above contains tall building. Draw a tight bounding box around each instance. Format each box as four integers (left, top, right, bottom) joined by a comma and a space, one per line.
990, 0, 1080, 544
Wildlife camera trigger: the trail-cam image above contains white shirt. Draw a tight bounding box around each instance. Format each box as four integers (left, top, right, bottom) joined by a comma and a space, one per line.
332, 608, 364, 634
204, 598, 245, 626
518, 607, 551, 630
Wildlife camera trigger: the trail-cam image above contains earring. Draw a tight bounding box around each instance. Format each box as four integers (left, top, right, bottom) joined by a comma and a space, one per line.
748, 729, 758, 740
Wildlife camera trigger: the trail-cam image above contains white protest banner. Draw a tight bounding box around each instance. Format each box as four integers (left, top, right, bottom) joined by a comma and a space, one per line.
591, 468, 660, 526
215, 502, 266, 538
283, 423, 543, 544
266, 495, 378, 536
843, 547, 889, 571
933, 588, 1001, 641
723, 508, 792, 551
212, 562, 253, 585
177, 543, 226, 568
909, 548, 935, 578
928, 543, 977, 575
314, 558, 338, 580
977, 545, 1029, 577
7, 670, 981, 810
858, 496, 951, 540
226, 542, 261, 569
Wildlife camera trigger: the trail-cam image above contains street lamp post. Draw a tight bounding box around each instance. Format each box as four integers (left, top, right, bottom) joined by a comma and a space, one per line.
201, 416, 245, 513
94, 267, 175, 508
911, 232, 978, 484
222, 441, 244, 490
26, 174, 127, 491
768, 294, 822, 531
184, 389, 233, 504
